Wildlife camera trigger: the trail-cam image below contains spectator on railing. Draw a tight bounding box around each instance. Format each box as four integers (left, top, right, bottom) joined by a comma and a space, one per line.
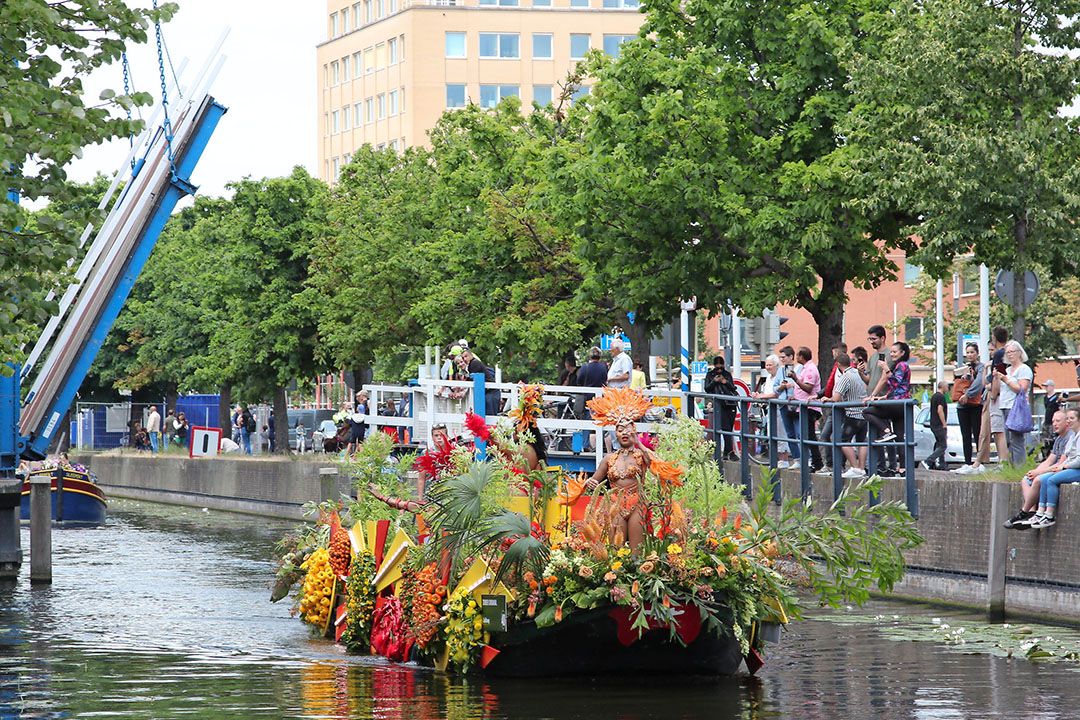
863, 341, 912, 476
996, 340, 1034, 466
775, 346, 802, 467
578, 347, 608, 389
558, 354, 580, 387
1021, 408, 1080, 529
822, 352, 868, 479
704, 355, 738, 460
1005, 409, 1074, 529
791, 347, 823, 472
819, 343, 848, 450
953, 342, 985, 470
752, 354, 794, 468
606, 339, 632, 389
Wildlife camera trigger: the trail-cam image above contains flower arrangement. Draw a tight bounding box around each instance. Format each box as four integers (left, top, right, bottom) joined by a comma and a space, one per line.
341, 551, 377, 653
409, 562, 446, 650
298, 547, 336, 630
443, 587, 489, 670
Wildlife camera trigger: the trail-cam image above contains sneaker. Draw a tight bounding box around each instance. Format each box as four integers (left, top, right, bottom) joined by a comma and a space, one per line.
876, 432, 897, 444
952, 465, 974, 475
842, 467, 866, 479
776, 460, 790, 469
920, 461, 932, 471
879, 468, 899, 478
972, 465, 988, 474
1029, 514, 1056, 529
1004, 510, 1036, 529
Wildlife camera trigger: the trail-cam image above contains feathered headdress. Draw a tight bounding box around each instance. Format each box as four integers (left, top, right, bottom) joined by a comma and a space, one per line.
587, 387, 653, 427
508, 383, 544, 434
464, 410, 492, 442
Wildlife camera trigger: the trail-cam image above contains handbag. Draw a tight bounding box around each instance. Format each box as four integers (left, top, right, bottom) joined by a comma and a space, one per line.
1005, 391, 1034, 433
951, 377, 971, 403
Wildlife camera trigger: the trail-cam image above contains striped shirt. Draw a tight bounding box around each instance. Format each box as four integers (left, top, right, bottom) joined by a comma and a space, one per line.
833, 367, 867, 419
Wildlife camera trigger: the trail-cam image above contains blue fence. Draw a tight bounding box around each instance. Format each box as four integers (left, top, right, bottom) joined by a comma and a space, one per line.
692, 392, 919, 517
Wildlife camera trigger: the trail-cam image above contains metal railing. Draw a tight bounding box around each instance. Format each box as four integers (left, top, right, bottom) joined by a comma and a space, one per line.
690, 392, 918, 517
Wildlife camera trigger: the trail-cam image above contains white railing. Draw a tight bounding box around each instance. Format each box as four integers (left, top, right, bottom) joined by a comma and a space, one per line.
361, 376, 690, 467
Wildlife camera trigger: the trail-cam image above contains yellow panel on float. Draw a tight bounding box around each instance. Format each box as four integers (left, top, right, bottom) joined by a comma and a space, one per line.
348, 522, 366, 554
452, 558, 512, 603
373, 528, 414, 594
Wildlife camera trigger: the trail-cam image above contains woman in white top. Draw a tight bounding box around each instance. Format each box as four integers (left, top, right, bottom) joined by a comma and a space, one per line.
752, 354, 792, 467
994, 340, 1033, 466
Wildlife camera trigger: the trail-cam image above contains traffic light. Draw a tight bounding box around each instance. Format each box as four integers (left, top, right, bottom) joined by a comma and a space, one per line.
764, 313, 789, 346
744, 317, 760, 346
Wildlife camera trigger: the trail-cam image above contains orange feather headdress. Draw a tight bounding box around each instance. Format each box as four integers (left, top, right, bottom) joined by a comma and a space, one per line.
586, 387, 653, 428
508, 383, 545, 434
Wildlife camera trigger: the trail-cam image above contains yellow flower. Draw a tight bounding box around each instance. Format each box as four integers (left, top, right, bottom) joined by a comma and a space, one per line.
666, 543, 683, 556
610, 561, 623, 572
617, 547, 631, 558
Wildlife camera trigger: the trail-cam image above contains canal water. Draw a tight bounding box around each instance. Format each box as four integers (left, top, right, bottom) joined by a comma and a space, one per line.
5, 500, 1080, 719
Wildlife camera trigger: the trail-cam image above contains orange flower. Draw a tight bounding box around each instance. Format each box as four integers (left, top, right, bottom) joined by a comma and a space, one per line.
639, 561, 656, 574
554, 606, 563, 623
631, 580, 640, 596
733, 514, 742, 531
527, 600, 537, 618
720, 507, 729, 525
604, 571, 617, 583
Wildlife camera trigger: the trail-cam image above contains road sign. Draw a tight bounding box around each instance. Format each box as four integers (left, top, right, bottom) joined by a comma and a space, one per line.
994, 270, 1039, 311
599, 333, 632, 351
189, 426, 221, 458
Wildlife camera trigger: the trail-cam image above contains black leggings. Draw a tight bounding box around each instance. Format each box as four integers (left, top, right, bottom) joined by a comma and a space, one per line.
956, 404, 981, 466
864, 403, 905, 469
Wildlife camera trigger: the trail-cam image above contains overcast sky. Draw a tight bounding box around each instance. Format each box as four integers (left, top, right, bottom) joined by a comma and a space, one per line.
70, 0, 323, 198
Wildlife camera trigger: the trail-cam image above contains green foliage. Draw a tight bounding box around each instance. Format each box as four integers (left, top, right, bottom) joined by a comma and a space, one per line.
1, 0, 173, 367
653, 414, 746, 518
343, 431, 412, 525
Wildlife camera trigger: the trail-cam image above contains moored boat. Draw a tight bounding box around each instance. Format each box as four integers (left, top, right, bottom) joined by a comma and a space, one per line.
20, 467, 107, 524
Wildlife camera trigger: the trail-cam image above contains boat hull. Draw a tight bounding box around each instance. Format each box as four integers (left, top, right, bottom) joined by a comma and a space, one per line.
481, 606, 744, 678
20, 470, 107, 525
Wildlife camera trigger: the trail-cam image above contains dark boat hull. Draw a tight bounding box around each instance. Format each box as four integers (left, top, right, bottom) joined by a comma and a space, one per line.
20, 470, 107, 524
481, 606, 744, 678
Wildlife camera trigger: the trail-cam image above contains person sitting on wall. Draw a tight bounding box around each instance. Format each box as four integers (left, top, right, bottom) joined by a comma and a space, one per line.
1019, 408, 1080, 529
1005, 409, 1074, 529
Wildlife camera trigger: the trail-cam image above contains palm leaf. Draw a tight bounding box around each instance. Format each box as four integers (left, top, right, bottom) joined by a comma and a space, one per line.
471, 510, 550, 588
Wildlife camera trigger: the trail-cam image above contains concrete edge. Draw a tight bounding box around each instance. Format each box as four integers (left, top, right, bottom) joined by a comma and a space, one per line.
99, 484, 306, 520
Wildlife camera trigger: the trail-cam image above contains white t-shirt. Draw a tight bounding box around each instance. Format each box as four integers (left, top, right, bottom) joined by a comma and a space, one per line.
607, 352, 632, 388
998, 363, 1032, 410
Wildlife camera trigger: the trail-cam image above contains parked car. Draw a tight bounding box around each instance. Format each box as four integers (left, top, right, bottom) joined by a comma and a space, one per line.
911, 404, 1036, 466
286, 409, 336, 452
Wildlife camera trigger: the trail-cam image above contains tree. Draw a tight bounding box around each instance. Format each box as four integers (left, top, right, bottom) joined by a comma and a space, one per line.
564, 0, 906, 377
1, 0, 173, 367
847, 0, 1080, 340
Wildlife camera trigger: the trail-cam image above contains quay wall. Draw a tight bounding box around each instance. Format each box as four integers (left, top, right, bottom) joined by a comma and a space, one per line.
77, 452, 1080, 621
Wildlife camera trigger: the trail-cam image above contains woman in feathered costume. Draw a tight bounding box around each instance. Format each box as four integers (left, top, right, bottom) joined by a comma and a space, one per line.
582, 387, 684, 550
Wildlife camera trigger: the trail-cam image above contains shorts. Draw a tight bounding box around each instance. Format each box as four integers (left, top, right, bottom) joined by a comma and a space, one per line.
841, 416, 868, 444
988, 401, 1004, 434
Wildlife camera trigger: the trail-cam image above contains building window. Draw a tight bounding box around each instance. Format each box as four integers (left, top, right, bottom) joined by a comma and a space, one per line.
603, 0, 639, 6
353, 51, 362, 76
389, 89, 399, 115
389, 37, 399, 64
331, 110, 340, 133
324, 159, 330, 179
389, 0, 398, 13
399, 34, 405, 62
446, 83, 467, 108
904, 317, 933, 349
365, 47, 375, 73
570, 0, 589, 6
365, 97, 374, 123
342, 108, 350, 131
533, 84, 553, 106
376, 42, 386, 68
480, 0, 519, 5
364, 0, 373, 23
343, 152, 352, 166
904, 261, 923, 287
479, 84, 519, 108
331, 60, 340, 85
354, 103, 363, 126
532, 33, 553, 59
329, 12, 339, 38
341, 57, 350, 82
533, 0, 551, 6
341, 10, 349, 34
389, 139, 398, 152
479, 32, 520, 58
446, 31, 466, 58
324, 112, 330, 135
332, 156, 340, 179
377, 143, 386, 150
571, 85, 590, 103
353, 2, 362, 27
399, 87, 405, 113
603, 34, 635, 57
570, 33, 590, 59
377, 93, 387, 118
377, 0, 385, 18
960, 264, 980, 295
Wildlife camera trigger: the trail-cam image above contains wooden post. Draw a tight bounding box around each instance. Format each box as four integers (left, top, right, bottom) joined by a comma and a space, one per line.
30, 473, 52, 584
0, 477, 21, 579
986, 482, 1010, 621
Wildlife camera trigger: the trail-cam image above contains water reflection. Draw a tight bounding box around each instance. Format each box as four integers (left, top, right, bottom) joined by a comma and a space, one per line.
3, 500, 1080, 718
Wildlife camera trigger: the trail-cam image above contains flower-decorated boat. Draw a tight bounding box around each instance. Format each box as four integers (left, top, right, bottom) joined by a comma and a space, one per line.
272, 387, 921, 677
20, 461, 107, 524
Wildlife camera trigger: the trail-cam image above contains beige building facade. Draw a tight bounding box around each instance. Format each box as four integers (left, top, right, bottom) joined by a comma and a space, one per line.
316, 0, 644, 183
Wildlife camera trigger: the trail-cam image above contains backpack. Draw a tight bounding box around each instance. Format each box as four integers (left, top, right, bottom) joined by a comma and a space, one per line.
484, 365, 496, 382
245, 413, 257, 433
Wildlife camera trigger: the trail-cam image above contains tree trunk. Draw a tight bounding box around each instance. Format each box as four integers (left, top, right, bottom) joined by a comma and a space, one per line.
164, 380, 178, 416
218, 383, 232, 438
352, 364, 373, 396
807, 274, 847, 382
273, 386, 289, 454
623, 315, 652, 375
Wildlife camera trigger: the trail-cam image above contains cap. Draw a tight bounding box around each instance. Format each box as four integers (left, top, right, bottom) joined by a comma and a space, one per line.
449, 346, 463, 357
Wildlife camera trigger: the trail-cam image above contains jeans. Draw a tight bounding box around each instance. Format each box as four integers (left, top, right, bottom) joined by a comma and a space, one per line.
956, 404, 981, 466
864, 403, 905, 470
240, 427, 252, 455
1002, 409, 1027, 466
149, 432, 160, 454
779, 407, 801, 460
719, 405, 736, 455
1038, 468, 1080, 508
926, 426, 947, 469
